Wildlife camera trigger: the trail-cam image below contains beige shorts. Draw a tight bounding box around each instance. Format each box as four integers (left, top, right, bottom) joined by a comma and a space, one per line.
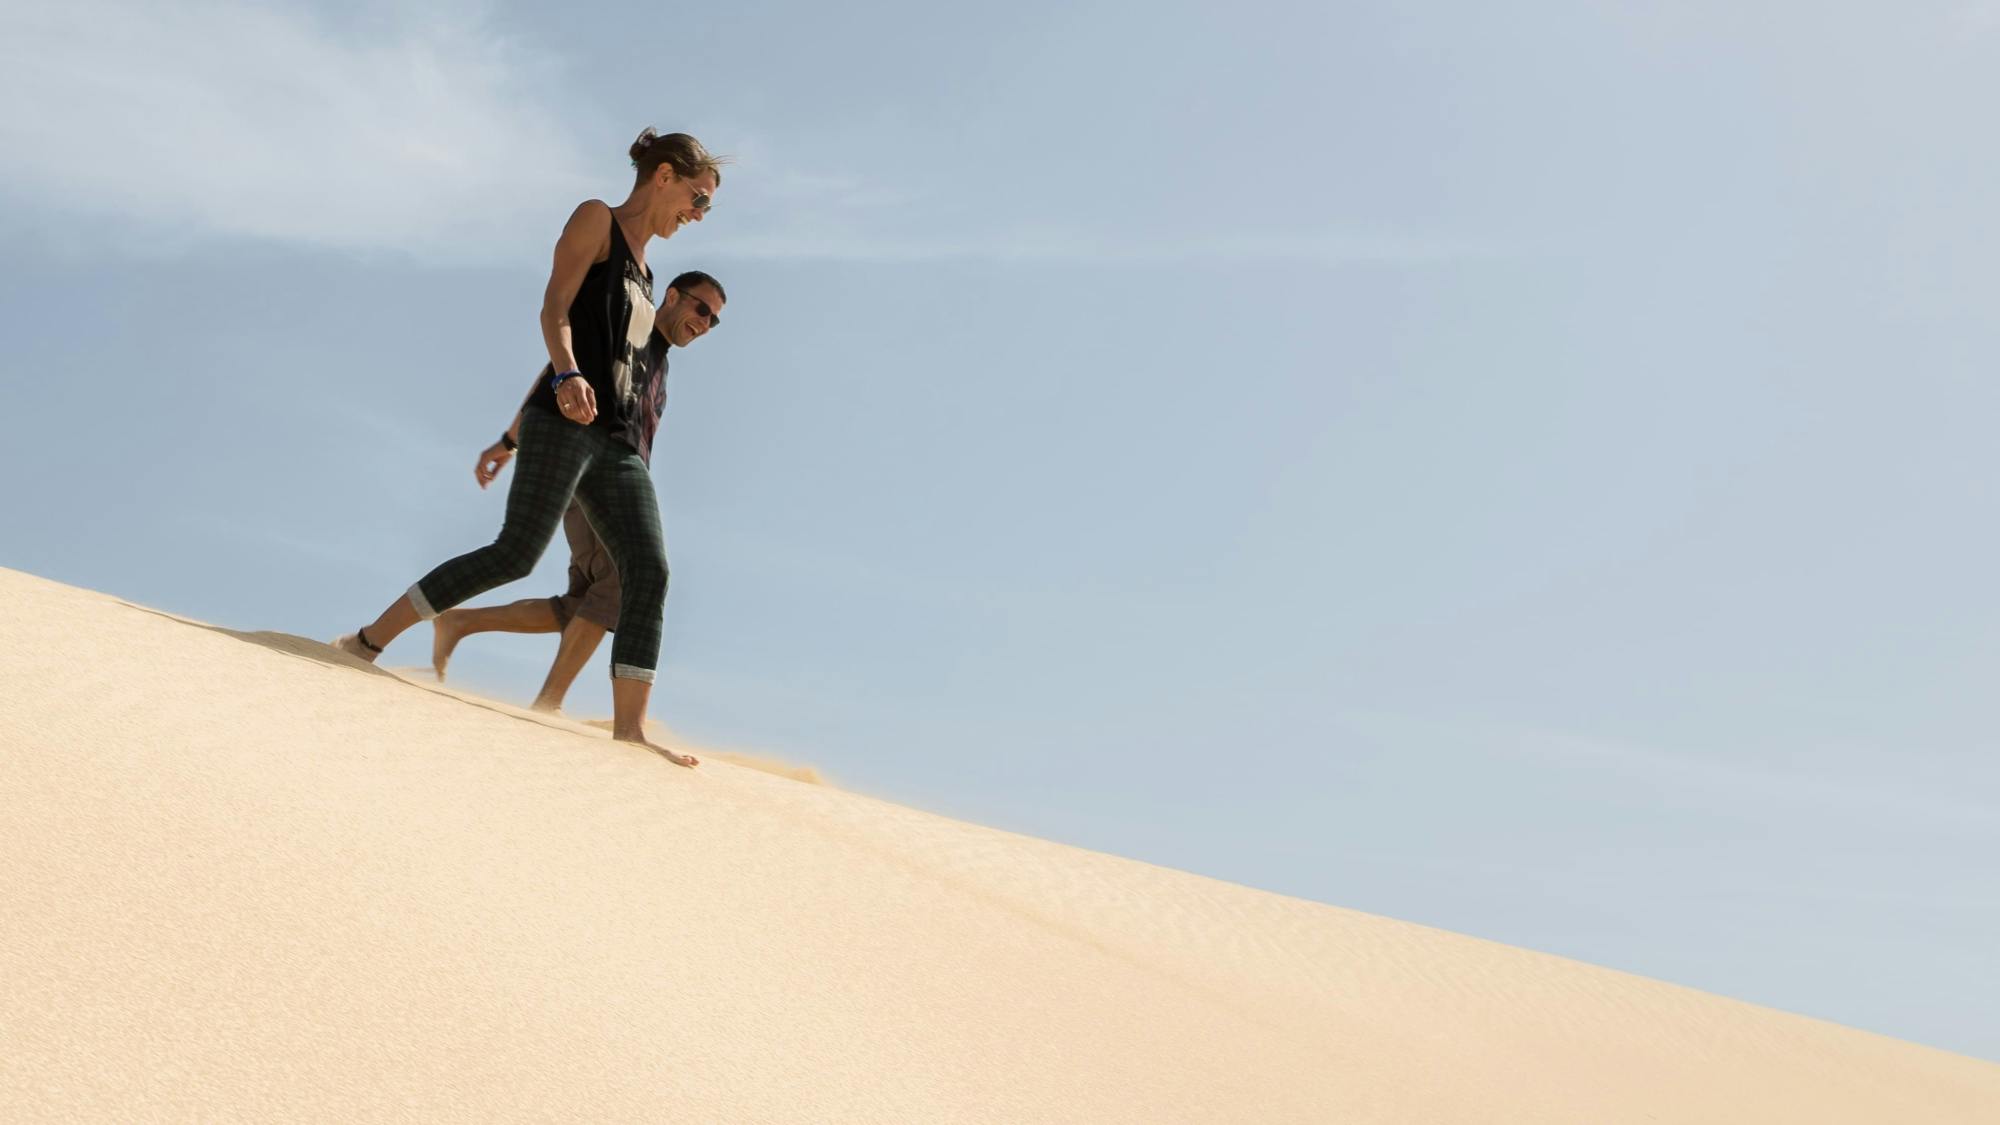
549, 504, 621, 633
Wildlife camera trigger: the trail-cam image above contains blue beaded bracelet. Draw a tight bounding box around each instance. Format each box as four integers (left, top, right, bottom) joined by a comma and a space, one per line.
549, 369, 582, 394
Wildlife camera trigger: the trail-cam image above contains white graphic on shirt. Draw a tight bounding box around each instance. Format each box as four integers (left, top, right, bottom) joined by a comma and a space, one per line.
610, 277, 656, 406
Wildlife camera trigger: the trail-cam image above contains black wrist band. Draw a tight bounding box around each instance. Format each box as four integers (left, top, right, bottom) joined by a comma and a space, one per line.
500, 432, 518, 452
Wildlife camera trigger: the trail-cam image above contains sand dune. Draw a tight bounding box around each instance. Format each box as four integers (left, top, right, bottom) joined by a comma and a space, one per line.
2, 567, 1995, 1123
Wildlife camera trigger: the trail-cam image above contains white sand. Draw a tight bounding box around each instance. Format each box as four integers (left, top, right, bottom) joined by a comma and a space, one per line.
2, 567, 1995, 1123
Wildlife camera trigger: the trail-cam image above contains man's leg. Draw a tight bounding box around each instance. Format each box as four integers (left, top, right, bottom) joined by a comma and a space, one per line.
572, 452, 696, 768
431, 599, 563, 680
530, 616, 609, 712
528, 503, 621, 707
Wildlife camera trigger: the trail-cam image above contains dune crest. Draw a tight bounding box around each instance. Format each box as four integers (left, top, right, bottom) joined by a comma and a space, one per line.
2, 567, 1995, 1123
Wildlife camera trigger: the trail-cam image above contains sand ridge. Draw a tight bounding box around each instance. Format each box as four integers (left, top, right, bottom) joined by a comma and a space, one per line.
2, 567, 1996, 1123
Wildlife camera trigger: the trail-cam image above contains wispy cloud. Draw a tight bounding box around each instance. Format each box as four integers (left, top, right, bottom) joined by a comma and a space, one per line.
0, 1, 591, 260
1514, 725, 1997, 828
0, 4, 1494, 270
700, 225, 1502, 267
699, 130, 1497, 267
186, 511, 410, 583
1338, 707, 1998, 831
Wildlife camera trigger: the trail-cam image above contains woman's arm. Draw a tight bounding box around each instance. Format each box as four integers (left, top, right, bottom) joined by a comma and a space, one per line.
540, 200, 613, 423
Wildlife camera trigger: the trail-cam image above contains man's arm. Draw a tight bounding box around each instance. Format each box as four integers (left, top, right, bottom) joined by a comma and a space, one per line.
475, 369, 555, 489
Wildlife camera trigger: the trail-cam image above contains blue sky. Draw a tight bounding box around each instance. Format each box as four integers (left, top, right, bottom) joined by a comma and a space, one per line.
3, 0, 1997, 1060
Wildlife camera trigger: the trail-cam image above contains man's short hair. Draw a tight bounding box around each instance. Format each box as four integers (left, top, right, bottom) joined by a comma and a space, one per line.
670, 270, 726, 303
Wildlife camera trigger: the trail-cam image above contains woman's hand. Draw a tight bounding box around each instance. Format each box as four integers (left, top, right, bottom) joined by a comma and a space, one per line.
556, 375, 598, 425
475, 442, 514, 489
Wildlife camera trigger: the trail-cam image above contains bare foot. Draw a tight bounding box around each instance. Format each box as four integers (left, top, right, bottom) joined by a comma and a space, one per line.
530, 696, 563, 715
616, 732, 699, 768
431, 612, 466, 681
332, 632, 381, 664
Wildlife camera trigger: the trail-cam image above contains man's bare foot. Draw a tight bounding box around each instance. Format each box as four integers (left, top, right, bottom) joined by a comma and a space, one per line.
332, 631, 381, 664
530, 696, 563, 714
431, 612, 466, 680
615, 731, 699, 768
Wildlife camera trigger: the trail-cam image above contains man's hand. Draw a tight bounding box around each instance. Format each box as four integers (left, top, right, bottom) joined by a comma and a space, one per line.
556, 376, 598, 425
475, 442, 514, 489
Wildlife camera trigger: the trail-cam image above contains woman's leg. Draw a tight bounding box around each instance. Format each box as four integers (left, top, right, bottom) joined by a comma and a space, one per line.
340, 410, 596, 659
571, 450, 695, 767
571, 449, 669, 684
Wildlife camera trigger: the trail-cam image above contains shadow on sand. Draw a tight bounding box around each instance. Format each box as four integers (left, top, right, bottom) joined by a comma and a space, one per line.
115, 600, 805, 780
121, 602, 399, 676
114, 601, 592, 739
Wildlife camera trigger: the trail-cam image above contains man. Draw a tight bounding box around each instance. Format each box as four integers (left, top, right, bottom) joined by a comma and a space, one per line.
421, 268, 726, 716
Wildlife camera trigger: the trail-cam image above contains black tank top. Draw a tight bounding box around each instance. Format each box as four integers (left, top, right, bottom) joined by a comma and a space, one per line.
525, 207, 656, 450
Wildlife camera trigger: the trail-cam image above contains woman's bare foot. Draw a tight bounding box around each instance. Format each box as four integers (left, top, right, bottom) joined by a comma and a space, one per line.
430, 612, 466, 680
615, 731, 699, 768
606, 678, 691, 765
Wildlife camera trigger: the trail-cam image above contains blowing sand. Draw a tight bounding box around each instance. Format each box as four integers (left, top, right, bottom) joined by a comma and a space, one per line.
2, 567, 1995, 1123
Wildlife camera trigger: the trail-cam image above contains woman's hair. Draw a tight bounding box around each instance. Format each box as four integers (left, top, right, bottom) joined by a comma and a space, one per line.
629, 129, 726, 187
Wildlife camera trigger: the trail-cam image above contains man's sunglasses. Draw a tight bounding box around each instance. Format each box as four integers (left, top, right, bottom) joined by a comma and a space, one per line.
690, 189, 713, 213
676, 289, 720, 327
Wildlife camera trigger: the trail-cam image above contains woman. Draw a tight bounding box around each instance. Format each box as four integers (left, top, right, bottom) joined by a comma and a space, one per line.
334, 128, 723, 768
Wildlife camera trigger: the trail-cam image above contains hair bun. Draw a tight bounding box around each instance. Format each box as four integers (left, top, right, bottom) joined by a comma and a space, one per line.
628, 127, 660, 167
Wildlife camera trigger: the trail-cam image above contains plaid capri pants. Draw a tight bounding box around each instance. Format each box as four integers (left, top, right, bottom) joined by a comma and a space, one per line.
407, 407, 669, 682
